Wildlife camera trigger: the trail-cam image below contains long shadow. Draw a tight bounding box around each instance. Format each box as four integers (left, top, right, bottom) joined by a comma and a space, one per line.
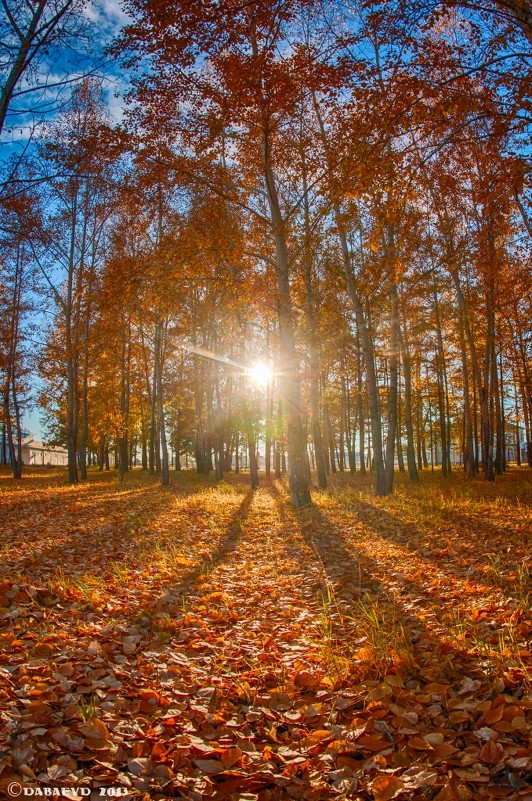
123, 486, 256, 625
0, 482, 257, 781
0, 472, 253, 581
187, 485, 255, 575
0, 482, 170, 579
0, 482, 256, 670
269, 480, 363, 595
118, 485, 256, 631
0, 467, 229, 518
268, 480, 529, 691
336, 495, 529, 592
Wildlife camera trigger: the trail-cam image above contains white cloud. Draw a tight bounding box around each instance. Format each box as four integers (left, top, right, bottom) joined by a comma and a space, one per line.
104, 86, 125, 123
83, 0, 130, 33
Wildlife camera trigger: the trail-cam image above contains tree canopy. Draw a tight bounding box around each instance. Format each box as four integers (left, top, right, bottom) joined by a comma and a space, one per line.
0, 0, 531, 500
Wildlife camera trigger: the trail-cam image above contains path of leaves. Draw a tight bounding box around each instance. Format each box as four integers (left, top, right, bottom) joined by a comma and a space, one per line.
0, 468, 531, 801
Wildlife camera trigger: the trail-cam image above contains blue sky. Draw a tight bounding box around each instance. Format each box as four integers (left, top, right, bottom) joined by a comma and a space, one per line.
0, 0, 130, 441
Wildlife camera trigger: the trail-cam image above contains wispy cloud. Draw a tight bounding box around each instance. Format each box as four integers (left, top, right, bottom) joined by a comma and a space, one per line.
83, 0, 130, 36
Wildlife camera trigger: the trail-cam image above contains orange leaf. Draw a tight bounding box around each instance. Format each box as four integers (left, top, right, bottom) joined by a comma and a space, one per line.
408, 736, 434, 751
433, 784, 458, 801
372, 775, 404, 801
484, 705, 504, 724
220, 747, 242, 769
336, 755, 362, 770
357, 735, 388, 752
78, 719, 109, 740
301, 729, 332, 748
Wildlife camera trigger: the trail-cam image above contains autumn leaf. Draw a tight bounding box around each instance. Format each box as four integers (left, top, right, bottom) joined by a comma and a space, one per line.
372, 775, 404, 801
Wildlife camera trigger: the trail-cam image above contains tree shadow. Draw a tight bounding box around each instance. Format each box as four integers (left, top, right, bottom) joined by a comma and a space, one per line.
268, 480, 363, 595
268, 480, 527, 691
335, 494, 529, 591
0, 479, 257, 699
0, 472, 254, 582
125, 485, 256, 624
195, 485, 255, 572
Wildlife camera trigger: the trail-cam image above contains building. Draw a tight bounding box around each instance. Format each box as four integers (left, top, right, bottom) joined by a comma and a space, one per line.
20, 435, 68, 466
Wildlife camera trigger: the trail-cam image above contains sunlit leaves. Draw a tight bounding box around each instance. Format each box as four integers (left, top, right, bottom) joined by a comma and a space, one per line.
0, 467, 530, 797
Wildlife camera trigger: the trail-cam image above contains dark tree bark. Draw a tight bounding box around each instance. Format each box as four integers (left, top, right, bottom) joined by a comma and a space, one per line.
384, 282, 400, 493
155, 320, 169, 486
399, 324, 419, 482
458, 306, 477, 478
301, 165, 327, 489
433, 290, 449, 477
313, 96, 386, 495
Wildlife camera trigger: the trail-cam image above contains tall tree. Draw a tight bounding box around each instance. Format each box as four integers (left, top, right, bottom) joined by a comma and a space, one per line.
38, 80, 114, 483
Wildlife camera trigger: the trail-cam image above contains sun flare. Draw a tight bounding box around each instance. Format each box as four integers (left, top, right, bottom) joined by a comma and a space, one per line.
247, 362, 273, 387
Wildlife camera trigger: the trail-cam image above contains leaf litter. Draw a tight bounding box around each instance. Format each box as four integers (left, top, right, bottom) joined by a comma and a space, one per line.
0, 467, 530, 800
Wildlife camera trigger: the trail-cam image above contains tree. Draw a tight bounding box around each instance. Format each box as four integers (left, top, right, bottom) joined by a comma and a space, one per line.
38, 79, 115, 483
0, 0, 94, 137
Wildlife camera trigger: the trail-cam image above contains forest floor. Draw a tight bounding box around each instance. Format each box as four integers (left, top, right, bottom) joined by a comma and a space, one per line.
0, 466, 531, 801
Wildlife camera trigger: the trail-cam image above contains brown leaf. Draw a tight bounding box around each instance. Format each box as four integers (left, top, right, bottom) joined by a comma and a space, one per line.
402, 767, 439, 789
407, 735, 434, 751
479, 738, 503, 764
433, 785, 459, 801
301, 730, 332, 748
128, 757, 151, 776
78, 719, 110, 740
357, 735, 388, 752
193, 759, 225, 775
484, 705, 504, 724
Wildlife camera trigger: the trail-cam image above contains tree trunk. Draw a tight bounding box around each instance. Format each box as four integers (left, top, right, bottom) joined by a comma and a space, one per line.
499, 354, 506, 471
155, 321, 169, 486
514, 375, 522, 465
384, 282, 399, 493
265, 379, 273, 477
79, 315, 90, 481
150, 355, 159, 475
313, 96, 388, 493
263, 154, 311, 506
118, 311, 130, 481
301, 167, 327, 489
399, 325, 419, 482
3, 243, 24, 479
450, 266, 494, 480
324, 397, 336, 473
65, 188, 79, 485
458, 306, 476, 478
494, 346, 504, 475
482, 275, 496, 481
357, 348, 366, 476
345, 374, 356, 475
433, 290, 449, 476
274, 397, 282, 479
242, 398, 259, 489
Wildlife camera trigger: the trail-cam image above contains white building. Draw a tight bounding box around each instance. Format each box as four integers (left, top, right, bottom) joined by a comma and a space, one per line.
20, 435, 68, 466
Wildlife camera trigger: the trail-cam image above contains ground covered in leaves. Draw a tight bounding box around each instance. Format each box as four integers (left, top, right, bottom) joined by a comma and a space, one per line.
0, 466, 531, 801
